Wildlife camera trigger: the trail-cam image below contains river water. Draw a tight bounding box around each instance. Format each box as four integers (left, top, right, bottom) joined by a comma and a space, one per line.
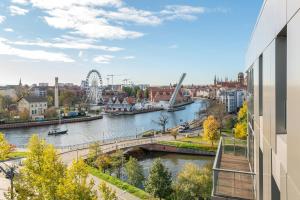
137, 152, 213, 180
3, 99, 206, 147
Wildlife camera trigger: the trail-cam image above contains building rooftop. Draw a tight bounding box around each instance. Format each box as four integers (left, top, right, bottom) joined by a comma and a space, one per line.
21, 96, 47, 103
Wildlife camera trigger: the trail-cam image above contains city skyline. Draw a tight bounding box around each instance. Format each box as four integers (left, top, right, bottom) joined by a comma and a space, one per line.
0, 0, 261, 85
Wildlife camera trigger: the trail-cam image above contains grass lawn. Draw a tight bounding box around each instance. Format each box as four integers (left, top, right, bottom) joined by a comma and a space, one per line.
157, 140, 217, 152
0, 151, 27, 161
9, 151, 27, 158
88, 166, 152, 200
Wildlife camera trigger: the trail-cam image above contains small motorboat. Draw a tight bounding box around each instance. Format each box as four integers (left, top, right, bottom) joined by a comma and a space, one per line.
48, 128, 68, 136
167, 106, 186, 112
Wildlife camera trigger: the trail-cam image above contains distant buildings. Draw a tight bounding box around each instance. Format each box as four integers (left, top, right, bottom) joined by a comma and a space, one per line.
148, 87, 191, 103
18, 96, 48, 120
30, 86, 47, 97
217, 88, 246, 113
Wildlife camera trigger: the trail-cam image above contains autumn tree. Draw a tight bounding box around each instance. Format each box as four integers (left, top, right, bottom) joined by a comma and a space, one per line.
234, 102, 248, 139
174, 163, 212, 200
19, 108, 30, 120
170, 128, 178, 140
234, 122, 247, 139
145, 158, 172, 200
207, 101, 226, 135
87, 141, 102, 164
203, 115, 220, 147
57, 159, 97, 200
124, 157, 144, 188
0, 133, 13, 160
44, 107, 58, 119
95, 154, 112, 173
99, 182, 117, 200
13, 135, 65, 199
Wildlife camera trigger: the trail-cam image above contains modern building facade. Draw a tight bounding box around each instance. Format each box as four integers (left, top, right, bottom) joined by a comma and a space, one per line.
212, 0, 300, 199
247, 0, 300, 199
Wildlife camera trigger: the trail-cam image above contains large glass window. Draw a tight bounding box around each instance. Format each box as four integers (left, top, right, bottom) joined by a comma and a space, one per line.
275, 28, 287, 134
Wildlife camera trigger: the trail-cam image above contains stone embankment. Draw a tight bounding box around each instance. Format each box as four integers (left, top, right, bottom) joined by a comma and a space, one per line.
0, 115, 103, 129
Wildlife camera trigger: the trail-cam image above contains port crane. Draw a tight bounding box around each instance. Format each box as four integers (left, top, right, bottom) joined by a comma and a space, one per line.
107, 74, 123, 90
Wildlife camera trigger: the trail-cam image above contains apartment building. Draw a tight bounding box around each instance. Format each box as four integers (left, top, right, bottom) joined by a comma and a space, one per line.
212, 0, 300, 199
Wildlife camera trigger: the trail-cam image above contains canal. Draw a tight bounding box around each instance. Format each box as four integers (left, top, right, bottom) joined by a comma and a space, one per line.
3, 99, 207, 147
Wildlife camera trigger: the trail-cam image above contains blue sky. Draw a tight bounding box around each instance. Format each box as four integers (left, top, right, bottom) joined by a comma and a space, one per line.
0, 0, 261, 86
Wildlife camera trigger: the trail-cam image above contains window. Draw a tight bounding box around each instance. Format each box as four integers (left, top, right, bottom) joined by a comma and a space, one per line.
275, 27, 287, 134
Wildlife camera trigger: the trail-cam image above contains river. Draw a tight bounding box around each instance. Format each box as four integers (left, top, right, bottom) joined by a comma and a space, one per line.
137, 152, 213, 180
3, 99, 207, 147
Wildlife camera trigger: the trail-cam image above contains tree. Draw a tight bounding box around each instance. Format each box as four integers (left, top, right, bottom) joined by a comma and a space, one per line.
110, 150, 124, 178
145, 158, 172, 200
44, 107, 58, 119
234, 121, 247, 139
203, 115, 220, 147
87, 141, 102, 164
174, 163, 212, 200
170, 128, 178, 140
57, 159, 97, 200
99, 182, 117, 200
238, 102, 247, 123
208, 101, 226, 135
19, 108, 30, 120
124, 157, 144, 187
95, 154, 112, 173
0, 95, 13, 111
13, 135, 65, 199
59, 90, 77, 107
0, 133, 13, 160
155, 113, 169, 134
234, 102, 248, 139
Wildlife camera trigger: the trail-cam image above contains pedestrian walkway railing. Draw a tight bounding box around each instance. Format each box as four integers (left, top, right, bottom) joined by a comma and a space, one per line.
212, 137, 256, 200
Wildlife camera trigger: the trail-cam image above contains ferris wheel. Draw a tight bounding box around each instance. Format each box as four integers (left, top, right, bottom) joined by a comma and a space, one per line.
85, 69, 103, 105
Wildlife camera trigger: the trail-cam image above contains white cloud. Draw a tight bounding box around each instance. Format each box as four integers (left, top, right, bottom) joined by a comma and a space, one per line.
8, 38, 123, 51
93, 55, 114, 64
98, 7, 161, 26
169, 44, 178, 49
0, 37, 74, 62
161, 5, 205, 21
4, 28, 14, 32
11, 0, 29, 5
43, 5, 143, 39
122, 56, 135, 59
9, 5, 29, 16
0, 15, 6, 24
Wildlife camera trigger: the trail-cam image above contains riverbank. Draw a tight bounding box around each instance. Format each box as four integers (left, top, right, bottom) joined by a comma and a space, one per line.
0, 115, 103, 130
105, 107, 163, 116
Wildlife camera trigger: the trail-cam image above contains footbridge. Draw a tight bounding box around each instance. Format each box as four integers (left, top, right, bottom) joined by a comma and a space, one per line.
58, 135, 174, 165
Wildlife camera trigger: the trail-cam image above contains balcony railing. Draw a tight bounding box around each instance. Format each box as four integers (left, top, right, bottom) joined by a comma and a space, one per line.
212, 137, 255, 200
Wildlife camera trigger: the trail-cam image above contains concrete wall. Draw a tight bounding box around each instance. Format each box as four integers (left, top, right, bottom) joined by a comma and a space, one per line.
246, 0, 300, 199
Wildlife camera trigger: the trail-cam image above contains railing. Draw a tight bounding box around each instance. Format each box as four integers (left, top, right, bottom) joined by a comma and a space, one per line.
59, 137, 157, 159
212, 137, 255, 200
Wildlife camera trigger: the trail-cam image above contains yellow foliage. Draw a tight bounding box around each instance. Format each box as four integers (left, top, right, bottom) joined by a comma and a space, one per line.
203, 115, 220, 146
99, 182, 117, 200
238, 102, 248, 122
0, 132, 13, 160
234, 122, 247, 139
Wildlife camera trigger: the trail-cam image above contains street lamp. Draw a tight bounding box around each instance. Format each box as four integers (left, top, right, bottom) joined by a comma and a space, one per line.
0, 161, 17, 200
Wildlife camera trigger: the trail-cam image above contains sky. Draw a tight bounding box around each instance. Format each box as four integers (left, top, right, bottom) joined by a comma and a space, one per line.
0, 0, 262, 86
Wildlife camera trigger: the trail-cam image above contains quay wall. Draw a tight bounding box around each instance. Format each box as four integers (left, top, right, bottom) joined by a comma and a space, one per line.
0, 115, 103, 130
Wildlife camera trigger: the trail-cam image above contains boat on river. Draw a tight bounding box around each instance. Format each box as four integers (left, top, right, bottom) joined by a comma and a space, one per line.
48, 128, 68, 136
